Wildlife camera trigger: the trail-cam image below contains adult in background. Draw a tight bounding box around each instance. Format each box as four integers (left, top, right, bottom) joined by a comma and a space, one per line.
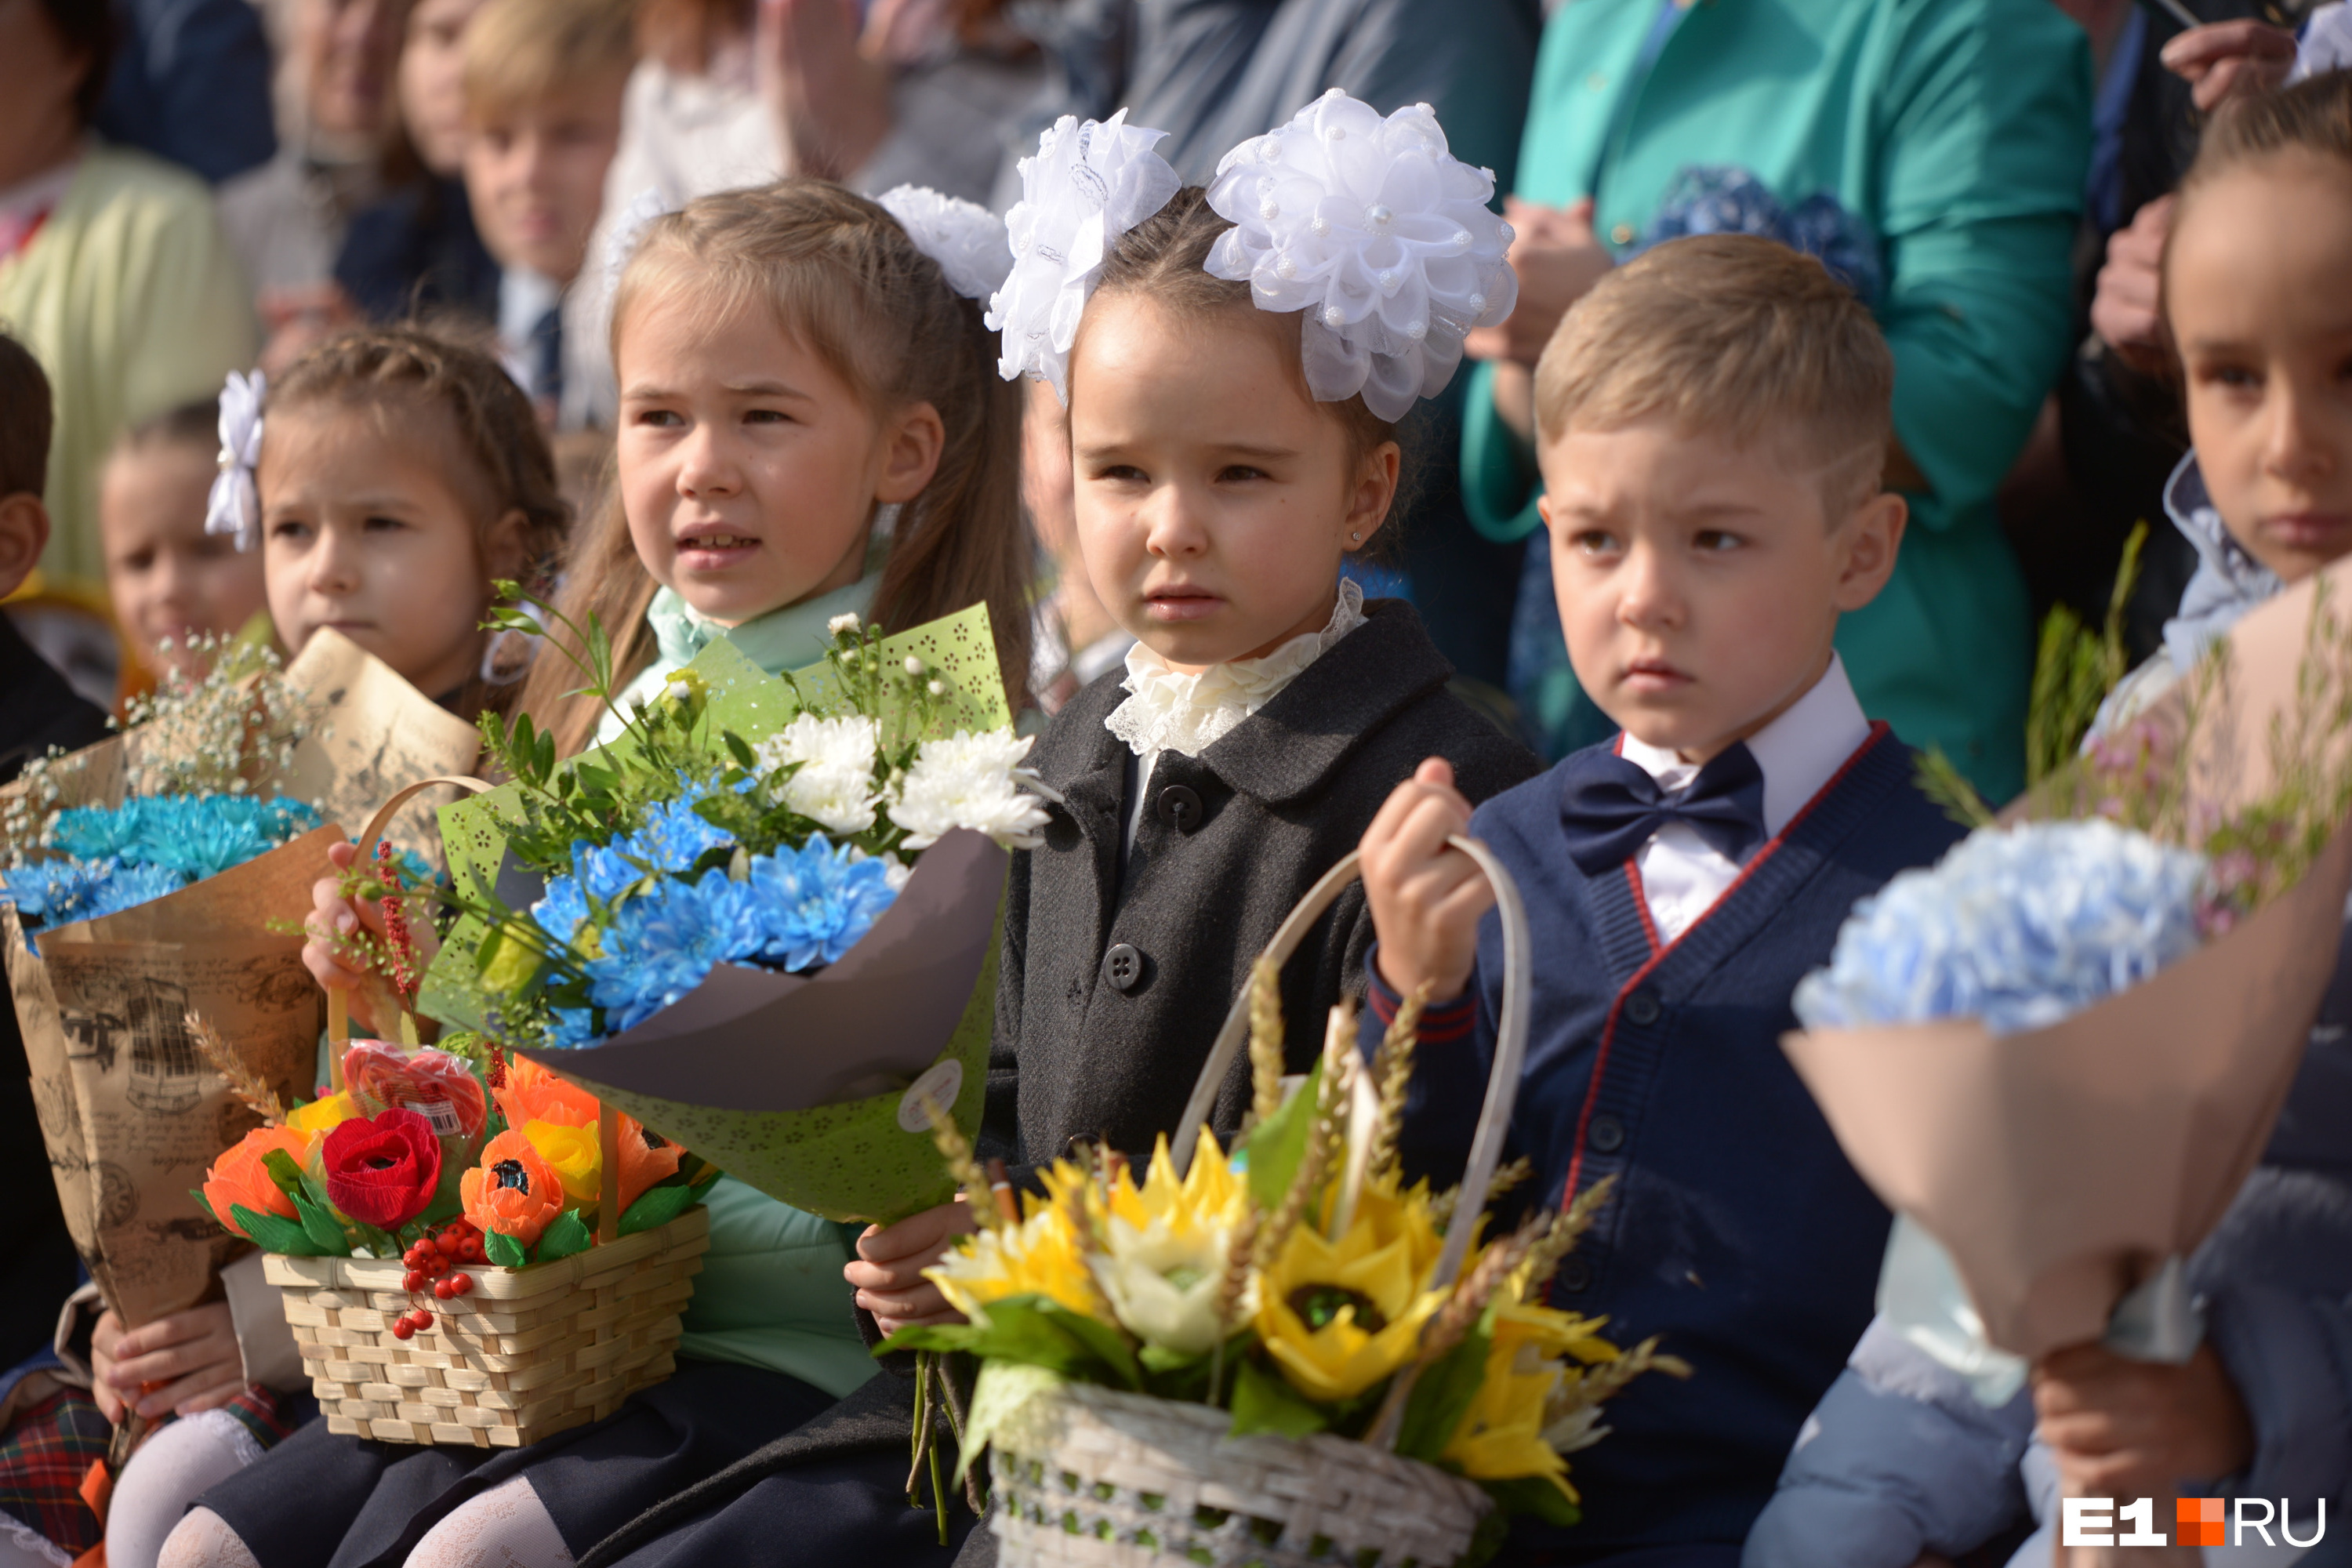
95, 0, 278, 186
1466, 0, 2091, 800
0, 0, 256, 600
216, 0, 411, 371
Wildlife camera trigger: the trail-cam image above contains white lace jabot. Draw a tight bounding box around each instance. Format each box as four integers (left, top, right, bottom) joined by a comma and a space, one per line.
1105, 579, 1367, 759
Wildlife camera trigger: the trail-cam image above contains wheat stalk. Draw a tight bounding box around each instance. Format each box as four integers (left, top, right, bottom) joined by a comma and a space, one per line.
1515, 1174, 1617, 1298
186, 1011, 285, 1125
1247, 956, 1285, 1131
1365, 982, 1428, 1178
919, 1095, 1001, 1232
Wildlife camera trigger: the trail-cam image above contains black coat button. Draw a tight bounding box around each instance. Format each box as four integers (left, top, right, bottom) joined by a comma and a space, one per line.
1589, 1114, 1624, 1153
1555, 1255, 1592, 1293
1624, 989, 1661, 1026
1156, 784, 1203, 833
1103, 943, 1144, 993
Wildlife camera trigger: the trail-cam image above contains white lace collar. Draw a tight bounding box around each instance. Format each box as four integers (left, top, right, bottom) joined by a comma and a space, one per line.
1105, 579, 1367, 760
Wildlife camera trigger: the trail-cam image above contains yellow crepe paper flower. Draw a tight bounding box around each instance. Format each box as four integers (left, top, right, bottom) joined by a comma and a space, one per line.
1441, 1298, 1624, 1496
1316, 1169, 1446, 1283
926, 1201, 1097, 1322
1105, 1130, 1247, 1235
1081, 1131, 1256, 1352
285, 1092, 358, 1135
521, 1120, 601, 1207
1254, 1213, 1444, 1404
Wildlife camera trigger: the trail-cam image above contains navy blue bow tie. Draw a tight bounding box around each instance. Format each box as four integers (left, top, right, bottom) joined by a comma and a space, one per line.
1559, 742, 1768, 876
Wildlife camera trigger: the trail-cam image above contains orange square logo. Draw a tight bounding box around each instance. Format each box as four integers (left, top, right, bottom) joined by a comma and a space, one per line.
2177, 1497, 2225, 1547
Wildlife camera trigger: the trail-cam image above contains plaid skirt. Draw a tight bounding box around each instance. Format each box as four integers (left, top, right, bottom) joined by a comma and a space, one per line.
0, 1385, 307, 1555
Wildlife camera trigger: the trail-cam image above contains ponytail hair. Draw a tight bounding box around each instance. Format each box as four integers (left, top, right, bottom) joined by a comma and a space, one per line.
267, 326, 572, 720
519, 179, 1032, 757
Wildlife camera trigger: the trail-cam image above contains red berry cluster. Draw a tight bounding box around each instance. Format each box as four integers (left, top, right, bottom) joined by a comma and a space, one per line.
376, 840, 418, 1002
390, 1222, 485, 1341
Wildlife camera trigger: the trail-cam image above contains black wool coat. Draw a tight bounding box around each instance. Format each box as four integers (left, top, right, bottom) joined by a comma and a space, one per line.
985, 599, 1540, 1173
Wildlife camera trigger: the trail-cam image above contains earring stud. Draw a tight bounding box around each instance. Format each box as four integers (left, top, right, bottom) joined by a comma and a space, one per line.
1350, 531, 1362, 542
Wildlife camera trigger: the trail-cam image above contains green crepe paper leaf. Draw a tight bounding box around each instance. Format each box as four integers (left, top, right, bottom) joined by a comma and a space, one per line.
873, 1321, 984, 1357
1137, 1338, 1229, 1404
1035, 1298, 1142, 1391
687, 1171, 722, 1203
534, 1210, 593, 1262
618, 1182, 695, 1235
1477, 1475, 1581, 1529
289, 1189, 354, 1257
889, 1294, 1128, 1387
189, 1189, 223, 1231
1229, 1356, 1327, 1440
260, 1149, 307, 1200
231, 1203, 323, 1257
955, 1360, 1065, 1485
485, 1229, 529, 1269
1394, 1312, 1494, 1463
1243, 1058, 1322, 1214
348, 1218, 400, 1258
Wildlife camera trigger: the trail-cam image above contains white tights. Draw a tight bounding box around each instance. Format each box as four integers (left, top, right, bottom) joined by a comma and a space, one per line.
107, 1410, 266, 1568
154, 1476, 572, 1568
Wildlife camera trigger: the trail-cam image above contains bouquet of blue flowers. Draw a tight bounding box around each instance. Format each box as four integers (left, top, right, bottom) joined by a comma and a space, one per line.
409, 596, 1046, 1224
1781, 559, 2352, 1383
1, 629, 485, 1327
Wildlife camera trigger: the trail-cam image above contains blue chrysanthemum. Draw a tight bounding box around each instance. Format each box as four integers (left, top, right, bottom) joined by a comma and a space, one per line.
47, 794, 321, 882
748, 836, 898, 971
583, 868, 776, 1034
0, 858, 189, 927
1794, 820, 2209, 1036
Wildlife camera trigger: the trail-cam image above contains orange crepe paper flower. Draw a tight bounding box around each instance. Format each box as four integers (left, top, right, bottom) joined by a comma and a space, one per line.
460, 1129, 565, 1247
492, 1056, 599, 1131
615, 1116, 684, 1213
204, 1126, 315, 1240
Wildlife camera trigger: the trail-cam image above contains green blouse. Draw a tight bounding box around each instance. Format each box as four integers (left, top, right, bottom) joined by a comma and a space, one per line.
1465, 0, 2092, 800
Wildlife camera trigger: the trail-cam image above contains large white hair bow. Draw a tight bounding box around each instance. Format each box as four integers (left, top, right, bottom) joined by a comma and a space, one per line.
985, 110, 1181, 404
879, 185, 1013, 303
602, 186, 673, 298
1205, 91, 1519, 422
203, 369, 265, 551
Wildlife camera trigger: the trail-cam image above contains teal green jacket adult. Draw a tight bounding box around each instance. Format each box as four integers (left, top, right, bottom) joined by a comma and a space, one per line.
1465, 0, 2092, 801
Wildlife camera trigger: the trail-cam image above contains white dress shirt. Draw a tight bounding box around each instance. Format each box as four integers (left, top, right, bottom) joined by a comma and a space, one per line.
1614, 655, 1872, 945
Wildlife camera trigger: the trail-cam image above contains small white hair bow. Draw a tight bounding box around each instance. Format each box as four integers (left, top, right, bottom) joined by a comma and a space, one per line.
985, 110, 1181, 405
1205, 91, 1519, 422
203, 369, 265, 551
602, 186, 674, 298
878, 185, 1013, 303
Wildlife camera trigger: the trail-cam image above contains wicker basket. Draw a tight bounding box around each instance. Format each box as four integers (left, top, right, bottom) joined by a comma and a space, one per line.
986, 1382, 1491, 1568
262, 1204, 710, 1447
981, 839, 1537, 1568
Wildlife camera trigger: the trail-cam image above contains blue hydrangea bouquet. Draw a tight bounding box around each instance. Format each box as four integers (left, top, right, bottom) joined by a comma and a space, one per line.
411, 595, 1047, 1225
1781, 557, 2352, 1377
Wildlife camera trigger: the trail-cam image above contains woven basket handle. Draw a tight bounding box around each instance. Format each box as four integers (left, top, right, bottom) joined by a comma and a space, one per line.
1167, 833, 1533, 1298
329, 776, 495, 1089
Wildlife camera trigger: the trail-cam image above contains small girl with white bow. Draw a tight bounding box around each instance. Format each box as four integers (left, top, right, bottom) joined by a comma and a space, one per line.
165, 181, 1033, 1568
847, 95, 1541, 1338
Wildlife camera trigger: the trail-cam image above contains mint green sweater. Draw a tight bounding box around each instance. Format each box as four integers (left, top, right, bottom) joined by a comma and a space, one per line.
1465, 0, 2092, 800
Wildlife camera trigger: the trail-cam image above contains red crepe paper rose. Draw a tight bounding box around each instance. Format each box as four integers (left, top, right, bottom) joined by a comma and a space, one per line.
323, 1108, 444, 1229
460, 1129, 565, 1247
204, 1125, 314, 1240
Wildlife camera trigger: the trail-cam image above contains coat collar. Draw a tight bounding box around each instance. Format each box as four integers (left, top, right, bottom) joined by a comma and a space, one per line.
1035, 599, 1454, 811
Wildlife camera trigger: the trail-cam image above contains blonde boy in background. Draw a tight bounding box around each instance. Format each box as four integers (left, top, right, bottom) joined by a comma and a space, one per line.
459, 0, 633, 423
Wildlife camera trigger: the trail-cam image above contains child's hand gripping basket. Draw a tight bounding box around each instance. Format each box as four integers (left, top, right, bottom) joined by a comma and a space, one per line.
985, 838, 1538, 1568
255, 779, 713, 1447
263, 1203, 710, 1446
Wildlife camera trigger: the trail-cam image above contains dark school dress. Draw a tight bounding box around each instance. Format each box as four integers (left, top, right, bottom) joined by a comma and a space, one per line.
565, 599, 1541, 1568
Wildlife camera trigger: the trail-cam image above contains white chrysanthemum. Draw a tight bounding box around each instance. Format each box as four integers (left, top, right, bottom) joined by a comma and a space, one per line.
1203, 92, 1516, 421
828, 612, 862, 636
887, 728, 1052, 850
878, 184, 1012, 303
755, 714, 883, 835
848, 846, 914, 893
1091, 1214, 1248, 1355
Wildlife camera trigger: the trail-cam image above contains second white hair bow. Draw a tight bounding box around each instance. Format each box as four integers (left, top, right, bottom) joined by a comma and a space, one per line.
204, 369, 266, 551
1205, 91, 1519, 422
986, 109, 1182, 403
879, 186, 1013, 303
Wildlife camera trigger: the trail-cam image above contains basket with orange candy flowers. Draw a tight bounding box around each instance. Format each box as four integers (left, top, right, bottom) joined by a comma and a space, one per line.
195, 1026, 718, 1447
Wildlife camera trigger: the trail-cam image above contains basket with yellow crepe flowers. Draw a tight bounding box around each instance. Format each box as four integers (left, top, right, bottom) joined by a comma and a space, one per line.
884, 842, 1686, 1568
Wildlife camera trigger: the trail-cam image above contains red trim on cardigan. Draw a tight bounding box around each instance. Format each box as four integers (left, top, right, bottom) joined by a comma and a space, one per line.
1559, 723, 1892, 1208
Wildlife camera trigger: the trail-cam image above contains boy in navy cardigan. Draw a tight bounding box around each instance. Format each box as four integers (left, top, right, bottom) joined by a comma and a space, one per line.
1357, 234, 1967, 1566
